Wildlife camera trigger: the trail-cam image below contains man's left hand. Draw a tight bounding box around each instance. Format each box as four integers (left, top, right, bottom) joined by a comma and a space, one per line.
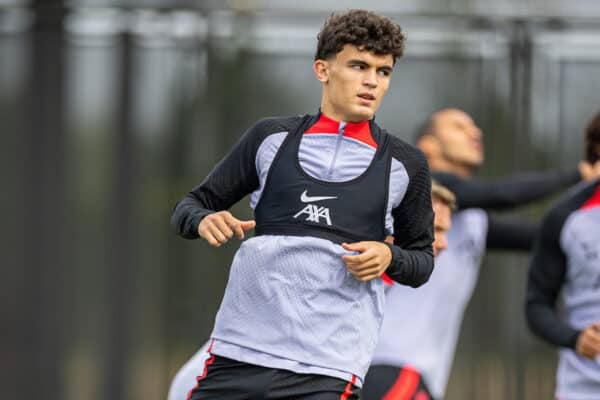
341, 241, 392, 282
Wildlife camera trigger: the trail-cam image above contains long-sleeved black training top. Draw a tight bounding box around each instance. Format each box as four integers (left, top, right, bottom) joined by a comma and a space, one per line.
171, 113, 434, 385
432, 169, 580, 249
525, 179, 600, 399
368, 167, 581, 398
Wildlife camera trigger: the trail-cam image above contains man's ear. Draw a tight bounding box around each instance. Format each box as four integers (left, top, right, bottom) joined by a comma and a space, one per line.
417, 135, 441, 160
313, 59, 329, 83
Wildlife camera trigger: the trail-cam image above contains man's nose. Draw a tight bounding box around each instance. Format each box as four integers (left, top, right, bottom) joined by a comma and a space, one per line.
470, 126, 482, 140
363, 70, 378, 88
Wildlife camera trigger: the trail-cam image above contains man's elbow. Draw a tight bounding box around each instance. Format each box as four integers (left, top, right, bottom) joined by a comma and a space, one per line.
388, 251, 434, 288
408, 256, 434, 288
170, 201, 198, 239
524, 298, 548, 337
524, 298, 539, 327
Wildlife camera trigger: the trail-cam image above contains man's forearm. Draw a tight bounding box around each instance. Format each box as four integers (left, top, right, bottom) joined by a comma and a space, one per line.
486, 215, 538, 250
526, 301, 580, 349
384, 244, 434, 288
171, 194, 215, 239
434, 169, 580, 210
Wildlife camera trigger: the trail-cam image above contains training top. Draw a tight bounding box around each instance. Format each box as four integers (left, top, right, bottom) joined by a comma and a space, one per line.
526, 179, 600, 400
370, 169, 580, 398
171, 113, 434, 385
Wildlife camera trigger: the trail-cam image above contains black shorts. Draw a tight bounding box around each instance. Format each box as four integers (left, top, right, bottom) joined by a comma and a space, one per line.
361, 365, 434, 400
187, 354, 360, 400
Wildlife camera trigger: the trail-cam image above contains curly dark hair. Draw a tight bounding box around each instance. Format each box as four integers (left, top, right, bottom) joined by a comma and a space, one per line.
585, 111, 600, 164
315, 9, 405, 63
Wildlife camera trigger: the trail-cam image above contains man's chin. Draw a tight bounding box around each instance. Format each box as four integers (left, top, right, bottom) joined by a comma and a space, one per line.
349, 110, 374, 122
467, 159, 484, 172
473, 157, 484, 168
349, 104, 376, 120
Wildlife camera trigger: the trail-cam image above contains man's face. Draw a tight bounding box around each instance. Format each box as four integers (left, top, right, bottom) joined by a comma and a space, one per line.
315, 45, 394, 122
432, 198, 452, 257
433, 109, 484, 171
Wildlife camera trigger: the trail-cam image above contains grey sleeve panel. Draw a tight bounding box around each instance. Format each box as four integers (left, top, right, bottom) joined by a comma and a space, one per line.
385, 136, 434, 287
170, 117, 301, 239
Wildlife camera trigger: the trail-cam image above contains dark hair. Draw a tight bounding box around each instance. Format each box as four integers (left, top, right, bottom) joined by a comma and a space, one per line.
585, 111, 600, 164
315, 9, 405, 63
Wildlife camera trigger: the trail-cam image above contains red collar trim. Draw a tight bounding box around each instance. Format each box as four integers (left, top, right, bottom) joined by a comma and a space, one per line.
305, 114, 377, 148
581, 185, 600, 210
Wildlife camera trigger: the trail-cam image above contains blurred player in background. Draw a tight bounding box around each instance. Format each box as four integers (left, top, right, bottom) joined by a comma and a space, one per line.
426, 182, 454, 258
168, 181, 455, 400
362, 108, 599, 400
526, 111, 600, 400
171, 9, 434, 399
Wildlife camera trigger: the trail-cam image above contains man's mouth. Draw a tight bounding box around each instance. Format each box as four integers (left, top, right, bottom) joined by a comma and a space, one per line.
358, 93, 375, 102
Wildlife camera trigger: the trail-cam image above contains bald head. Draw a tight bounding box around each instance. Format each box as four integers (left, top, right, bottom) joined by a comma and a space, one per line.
416, 108, 484, 177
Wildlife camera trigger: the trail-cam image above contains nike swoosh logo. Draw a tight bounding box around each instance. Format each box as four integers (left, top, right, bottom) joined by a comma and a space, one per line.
300, 190, 338, 203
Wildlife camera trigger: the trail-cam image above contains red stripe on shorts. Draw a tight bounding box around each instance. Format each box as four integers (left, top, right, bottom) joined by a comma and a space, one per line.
340, 374, 357, 400
185, 339, 215, 400
382, 366, 420, 400
415, 389, 430, 400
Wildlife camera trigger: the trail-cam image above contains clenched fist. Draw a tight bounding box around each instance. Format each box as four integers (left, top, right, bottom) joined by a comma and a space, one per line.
342, 241, 392, 282
198, 211, 256, 247
576, 322, 600, 360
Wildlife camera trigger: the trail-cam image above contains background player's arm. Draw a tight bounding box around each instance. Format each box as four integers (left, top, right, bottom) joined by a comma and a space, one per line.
485, 215, 538, 250
474, 164, 600, 251
171, 120, 268, 241
525, 207, 580, 350
434, 169, 580, 211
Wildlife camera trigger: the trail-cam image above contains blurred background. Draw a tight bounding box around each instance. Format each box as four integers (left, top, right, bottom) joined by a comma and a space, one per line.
4, 0, 600, 399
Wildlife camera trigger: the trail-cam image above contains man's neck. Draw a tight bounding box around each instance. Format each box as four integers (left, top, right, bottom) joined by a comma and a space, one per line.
320, 103, 371, 124
318, 111, 369, 126
428, 158, 474, 179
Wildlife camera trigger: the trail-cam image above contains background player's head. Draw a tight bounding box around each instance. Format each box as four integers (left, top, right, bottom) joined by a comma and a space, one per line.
416, 108, 484, 177
431, 181, 455, 257
585, 111, 600, 165
313, 10, 405, 122
384, 181, 454, 257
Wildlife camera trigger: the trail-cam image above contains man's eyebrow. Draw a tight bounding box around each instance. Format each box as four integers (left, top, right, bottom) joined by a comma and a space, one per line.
348, 59, 393, 71
347, 59, 370, 66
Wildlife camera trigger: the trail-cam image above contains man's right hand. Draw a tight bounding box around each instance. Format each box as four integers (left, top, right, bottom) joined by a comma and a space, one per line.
575, 322, 600, 359
198, 211, 256, 247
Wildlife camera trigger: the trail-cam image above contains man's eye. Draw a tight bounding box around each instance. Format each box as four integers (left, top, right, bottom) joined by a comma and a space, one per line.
378, 70, 390, 77
351, 64, 364, 70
